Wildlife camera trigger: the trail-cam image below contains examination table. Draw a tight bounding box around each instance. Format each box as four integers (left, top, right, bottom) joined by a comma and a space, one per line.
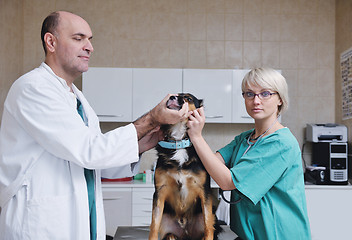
113, 225, 238, 239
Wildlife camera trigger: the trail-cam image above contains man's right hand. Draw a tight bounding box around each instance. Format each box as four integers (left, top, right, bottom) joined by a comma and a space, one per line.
149, 94, 190, 125
133, 94, 190, 140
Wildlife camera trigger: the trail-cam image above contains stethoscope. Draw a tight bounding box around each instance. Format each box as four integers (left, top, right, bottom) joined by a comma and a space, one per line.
220, 115, 280, 204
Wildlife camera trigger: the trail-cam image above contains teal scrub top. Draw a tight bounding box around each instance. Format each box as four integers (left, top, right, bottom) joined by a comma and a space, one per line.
218, 128, 311, 240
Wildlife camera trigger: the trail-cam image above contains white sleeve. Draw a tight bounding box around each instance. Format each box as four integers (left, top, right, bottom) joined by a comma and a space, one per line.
101, 161, 141, 179
10, 78, 139, 169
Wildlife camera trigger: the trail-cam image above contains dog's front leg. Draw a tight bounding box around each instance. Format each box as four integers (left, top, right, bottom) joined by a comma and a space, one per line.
200, 195, 215, 240
149, 187, 167, 240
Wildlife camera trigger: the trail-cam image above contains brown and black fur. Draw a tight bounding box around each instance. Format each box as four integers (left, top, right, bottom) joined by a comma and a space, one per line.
149, 93, 222, 240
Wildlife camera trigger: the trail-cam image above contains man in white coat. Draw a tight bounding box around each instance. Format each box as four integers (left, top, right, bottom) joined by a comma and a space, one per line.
0, 11, 189, 240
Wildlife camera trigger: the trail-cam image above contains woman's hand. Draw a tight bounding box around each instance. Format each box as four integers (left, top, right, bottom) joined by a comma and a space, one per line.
187, 107, 205, 140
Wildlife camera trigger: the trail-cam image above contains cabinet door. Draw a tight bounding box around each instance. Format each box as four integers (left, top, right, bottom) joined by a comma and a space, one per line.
132, 69, 183, 121
132, 188, 154, 226
82, 67, 133, 122
102, 188, 132, 236
183, 69, 232, 123
232, 70, 254, 123
305, 187, 352, 240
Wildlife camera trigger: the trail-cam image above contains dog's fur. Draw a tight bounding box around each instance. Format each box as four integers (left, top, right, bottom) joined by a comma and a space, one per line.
149, 93, 221, 240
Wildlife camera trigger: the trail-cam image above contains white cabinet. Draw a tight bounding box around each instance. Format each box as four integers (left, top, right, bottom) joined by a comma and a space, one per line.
102, 187, 132, 236
82, 67, 269, 123
132, 68, 183, 121
183, 69, 233, 123
82, 67, 133, 122
102, 182, 155, 235
305, 185, 352, 240
232, 69, 253, 123
132, 187, 154, 226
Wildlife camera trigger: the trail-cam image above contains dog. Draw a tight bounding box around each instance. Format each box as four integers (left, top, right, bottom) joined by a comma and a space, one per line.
149, 93, 222, 240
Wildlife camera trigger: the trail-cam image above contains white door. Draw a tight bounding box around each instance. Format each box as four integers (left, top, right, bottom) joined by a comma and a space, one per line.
132, 68, 183, 120
82, 67, 133, 122
232, 69, 254, 123
183, 69, 232, 123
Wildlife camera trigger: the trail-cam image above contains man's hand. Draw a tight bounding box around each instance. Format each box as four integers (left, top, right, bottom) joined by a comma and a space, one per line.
138, 126, 163, 154
133, 94, 190, 140
149, 94, 189, 125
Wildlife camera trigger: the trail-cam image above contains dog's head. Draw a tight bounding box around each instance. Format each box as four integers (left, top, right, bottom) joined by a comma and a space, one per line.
166, 93, 203, 112
161, 93, 203, 142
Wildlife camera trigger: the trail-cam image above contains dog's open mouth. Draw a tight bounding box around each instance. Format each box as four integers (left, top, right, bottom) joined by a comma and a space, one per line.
166, 96, 184, 110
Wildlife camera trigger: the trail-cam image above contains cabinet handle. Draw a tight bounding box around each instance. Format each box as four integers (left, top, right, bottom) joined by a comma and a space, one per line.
104, 197, 122, 200
97, 114, 124, 118
241, 116, 252, 119
205, 115, 223, 119
142, 197, 153, 200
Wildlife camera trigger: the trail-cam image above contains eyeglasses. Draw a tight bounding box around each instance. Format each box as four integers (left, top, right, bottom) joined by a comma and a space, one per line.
242, 91, 277, 100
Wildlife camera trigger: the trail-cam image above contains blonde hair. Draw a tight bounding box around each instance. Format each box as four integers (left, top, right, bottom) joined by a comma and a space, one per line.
241, 68, 289, 114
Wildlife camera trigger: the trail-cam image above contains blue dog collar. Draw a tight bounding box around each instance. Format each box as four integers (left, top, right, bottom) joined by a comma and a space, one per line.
158, 139, 192, 149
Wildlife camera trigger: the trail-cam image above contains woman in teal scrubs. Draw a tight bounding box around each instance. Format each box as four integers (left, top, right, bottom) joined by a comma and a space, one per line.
187, 68, 311, 240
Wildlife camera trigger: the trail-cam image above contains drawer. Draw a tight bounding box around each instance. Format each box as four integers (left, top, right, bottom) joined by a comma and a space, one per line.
133, 189, 154, 204
133, 204, 153, 217
132, 216, 152, 226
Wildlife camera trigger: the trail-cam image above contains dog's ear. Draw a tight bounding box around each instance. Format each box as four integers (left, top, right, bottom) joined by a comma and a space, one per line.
198, 99, 204, 108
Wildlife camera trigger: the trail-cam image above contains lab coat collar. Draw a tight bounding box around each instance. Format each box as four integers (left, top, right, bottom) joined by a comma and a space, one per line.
40, 62, 73, 93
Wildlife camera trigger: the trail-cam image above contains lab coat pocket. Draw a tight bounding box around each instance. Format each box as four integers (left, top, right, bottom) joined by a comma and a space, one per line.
26, 194, 75, 239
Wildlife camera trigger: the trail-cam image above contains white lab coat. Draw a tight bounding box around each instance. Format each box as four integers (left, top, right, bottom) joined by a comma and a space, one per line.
0, 63, 140, 239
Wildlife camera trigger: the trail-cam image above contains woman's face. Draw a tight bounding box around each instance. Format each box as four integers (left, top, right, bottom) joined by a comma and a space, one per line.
243, 84, 282, 122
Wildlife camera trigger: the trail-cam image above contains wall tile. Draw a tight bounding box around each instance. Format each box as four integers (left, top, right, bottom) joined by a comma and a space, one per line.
280, 42, 299, 68
282, 69, 298, 98
206, 0, 225, 13
225, 0, 244, 13
262, 0, 281, 14
169, 13, 188, 41
262, 42, 280, 68
298, 14, 317, 42
317, 42, 335, 68
243, 42, 261, 68
189, 13, 206, 40
189, 41, 207, 68
207, 14, 225, 41
149, 41, 170, 67
169, 41, 188, 68
225, 41, 243, 68
298, 69, 316, 97
225, 14, 243, 41
280, 14, 299, 42
188, 0, 207, 13
243, 14, 261, 41
261, 14, 280, 41
207, 41, 225, 67
299, 0, 318, 14
299, 42, 317, 69
316, 69, 335, 97
244, 0, 262, 14
281, 0, 300, 14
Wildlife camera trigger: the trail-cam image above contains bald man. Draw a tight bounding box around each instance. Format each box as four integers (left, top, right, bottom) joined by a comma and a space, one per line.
0, 11, 188, 240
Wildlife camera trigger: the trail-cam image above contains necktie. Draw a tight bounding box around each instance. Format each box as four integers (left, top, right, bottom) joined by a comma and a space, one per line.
77, 99, 97, 240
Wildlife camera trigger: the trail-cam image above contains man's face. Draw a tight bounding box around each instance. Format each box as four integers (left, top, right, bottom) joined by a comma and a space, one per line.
54, 12, 93, 79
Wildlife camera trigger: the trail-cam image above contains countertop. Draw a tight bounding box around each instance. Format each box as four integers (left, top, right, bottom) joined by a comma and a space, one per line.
113, 225, 238, 240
